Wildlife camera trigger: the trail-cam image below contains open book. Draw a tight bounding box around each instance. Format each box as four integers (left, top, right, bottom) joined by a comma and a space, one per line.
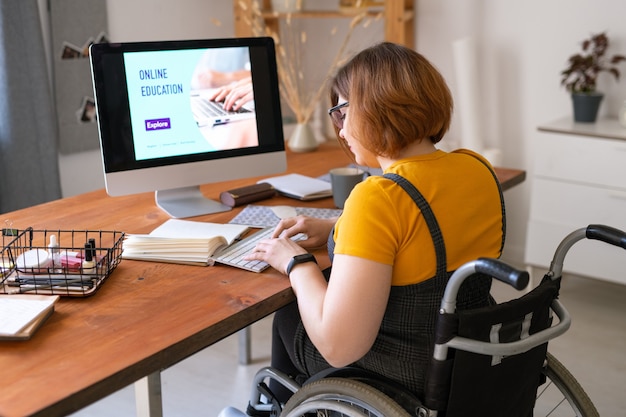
258, 173, 332, 201
122, 219, 249, 266
0, 294, 59, 340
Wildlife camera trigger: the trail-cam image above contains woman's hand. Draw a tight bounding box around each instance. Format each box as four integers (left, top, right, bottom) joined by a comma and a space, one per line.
209, 77, 253, 111
243, 236, 307, 275
272, 215, 337, 249
244, 215, 336, 273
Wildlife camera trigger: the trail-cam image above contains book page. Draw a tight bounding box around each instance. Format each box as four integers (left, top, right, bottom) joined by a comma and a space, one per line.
0, 295, 59, 336
122, 219, 250, 265
149, 219, 248, 245
122, 236, 227, 261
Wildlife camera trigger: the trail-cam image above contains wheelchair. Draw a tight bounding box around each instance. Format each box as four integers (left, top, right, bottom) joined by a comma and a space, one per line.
237, 224, 626, 417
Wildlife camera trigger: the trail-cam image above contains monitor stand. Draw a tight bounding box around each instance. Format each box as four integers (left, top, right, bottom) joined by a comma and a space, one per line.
155, 186, 231, 218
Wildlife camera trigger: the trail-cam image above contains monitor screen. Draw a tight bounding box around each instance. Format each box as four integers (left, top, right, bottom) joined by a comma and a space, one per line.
89, 37, 286, 218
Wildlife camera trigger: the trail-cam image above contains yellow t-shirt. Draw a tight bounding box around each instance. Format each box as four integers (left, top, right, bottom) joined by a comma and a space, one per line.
333, 149, 504, 286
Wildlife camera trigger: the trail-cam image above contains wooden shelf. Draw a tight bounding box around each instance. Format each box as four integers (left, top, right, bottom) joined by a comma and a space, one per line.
234, 0, 415, 48
260, 10, 382, 19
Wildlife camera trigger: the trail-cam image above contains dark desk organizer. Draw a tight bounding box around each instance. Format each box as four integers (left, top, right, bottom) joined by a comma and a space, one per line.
1, 228, 124, 297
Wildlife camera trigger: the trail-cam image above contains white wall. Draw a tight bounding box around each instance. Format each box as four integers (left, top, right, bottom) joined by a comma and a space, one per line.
415, 0, 626, 263
50, 0, 626, 265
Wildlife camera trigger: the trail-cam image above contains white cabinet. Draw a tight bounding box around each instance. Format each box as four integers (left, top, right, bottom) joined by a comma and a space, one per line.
525, 117, 626, 285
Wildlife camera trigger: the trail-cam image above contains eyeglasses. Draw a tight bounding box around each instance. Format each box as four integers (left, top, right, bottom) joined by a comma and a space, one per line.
328, 102, 349, 129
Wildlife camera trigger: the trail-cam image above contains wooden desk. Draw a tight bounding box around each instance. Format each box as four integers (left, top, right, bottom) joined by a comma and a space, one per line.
0, 143, 524, 417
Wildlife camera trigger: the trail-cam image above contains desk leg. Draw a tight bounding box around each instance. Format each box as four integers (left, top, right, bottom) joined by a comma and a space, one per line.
238, 326, 251, 365
135, 372, 163, 417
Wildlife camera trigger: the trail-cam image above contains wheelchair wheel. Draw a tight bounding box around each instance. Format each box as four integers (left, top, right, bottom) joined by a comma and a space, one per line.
535, 352, 599, 417
281, 377, 412, 417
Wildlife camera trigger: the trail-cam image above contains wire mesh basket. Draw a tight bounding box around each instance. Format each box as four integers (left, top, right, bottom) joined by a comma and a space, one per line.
1, 228, 125, 297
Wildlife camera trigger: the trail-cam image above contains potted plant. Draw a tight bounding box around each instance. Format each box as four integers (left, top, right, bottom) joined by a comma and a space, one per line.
561, 32, 626, 123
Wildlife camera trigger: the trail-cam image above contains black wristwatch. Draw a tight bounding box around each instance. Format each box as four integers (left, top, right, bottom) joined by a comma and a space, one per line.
286, 253, 318, 276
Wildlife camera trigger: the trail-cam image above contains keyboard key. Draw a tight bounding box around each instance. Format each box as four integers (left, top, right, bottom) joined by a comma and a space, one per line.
212, 227, 305, 273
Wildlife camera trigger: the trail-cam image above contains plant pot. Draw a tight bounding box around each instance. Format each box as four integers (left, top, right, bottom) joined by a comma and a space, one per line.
571, 93, 604, 123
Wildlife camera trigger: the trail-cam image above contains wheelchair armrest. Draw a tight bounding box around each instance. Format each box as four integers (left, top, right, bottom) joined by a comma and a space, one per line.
433, 299, 570, 360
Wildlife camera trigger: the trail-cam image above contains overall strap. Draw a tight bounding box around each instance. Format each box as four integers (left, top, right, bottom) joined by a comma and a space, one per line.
383, 173, 448, 279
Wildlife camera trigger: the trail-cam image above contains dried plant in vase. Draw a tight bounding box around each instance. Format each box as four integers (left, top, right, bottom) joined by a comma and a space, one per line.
243, 0, 380, 150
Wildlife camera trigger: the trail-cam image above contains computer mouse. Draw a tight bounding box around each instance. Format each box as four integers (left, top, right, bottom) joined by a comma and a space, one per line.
270, 205, 297, 219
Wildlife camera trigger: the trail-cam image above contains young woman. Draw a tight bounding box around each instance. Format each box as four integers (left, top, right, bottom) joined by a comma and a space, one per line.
244, 42, 505, 402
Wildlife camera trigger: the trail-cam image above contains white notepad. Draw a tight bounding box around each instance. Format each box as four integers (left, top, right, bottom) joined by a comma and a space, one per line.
258, 173, 332, 201
0, 295, 59, 338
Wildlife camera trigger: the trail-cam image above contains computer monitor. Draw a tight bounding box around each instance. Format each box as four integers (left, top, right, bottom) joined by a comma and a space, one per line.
89, 37, 286, 218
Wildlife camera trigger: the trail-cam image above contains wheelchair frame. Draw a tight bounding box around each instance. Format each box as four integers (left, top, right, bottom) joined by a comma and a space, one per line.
243, 224, 625, 417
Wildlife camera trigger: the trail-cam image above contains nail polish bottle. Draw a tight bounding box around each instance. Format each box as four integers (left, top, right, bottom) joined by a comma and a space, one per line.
82, 242, 96, 275
48, 234, 61, 271
88, 238, 97, 262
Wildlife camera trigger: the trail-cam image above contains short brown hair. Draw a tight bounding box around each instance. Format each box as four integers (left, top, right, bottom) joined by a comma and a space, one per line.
330, 42, 453, 158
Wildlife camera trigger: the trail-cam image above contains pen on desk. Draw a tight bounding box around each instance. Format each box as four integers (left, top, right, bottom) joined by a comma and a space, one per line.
15, 278, 95, 287
9, 278, 95, 294
12, 272, 94, 283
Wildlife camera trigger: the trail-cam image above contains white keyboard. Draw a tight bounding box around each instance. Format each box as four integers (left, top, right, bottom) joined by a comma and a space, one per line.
213, 227, 305, 273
